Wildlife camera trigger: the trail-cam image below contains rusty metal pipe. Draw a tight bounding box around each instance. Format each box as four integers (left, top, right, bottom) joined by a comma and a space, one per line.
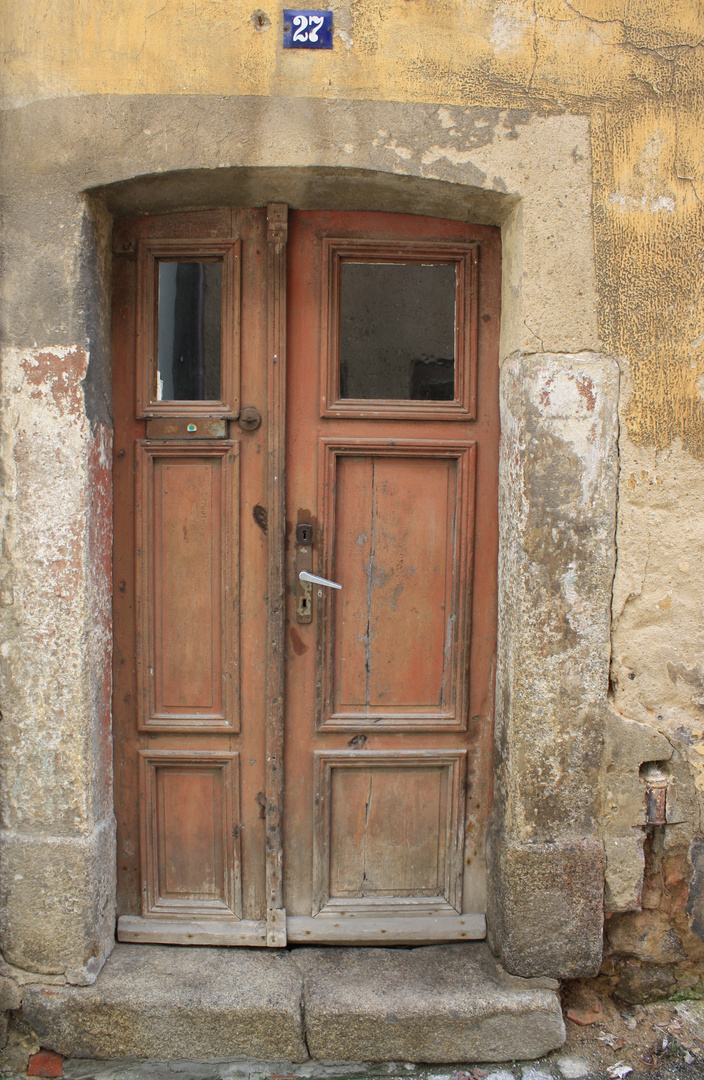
643, 767, 669, 826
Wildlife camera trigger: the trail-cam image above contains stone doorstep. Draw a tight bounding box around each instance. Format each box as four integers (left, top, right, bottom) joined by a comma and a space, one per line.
20, 943, 566, 1065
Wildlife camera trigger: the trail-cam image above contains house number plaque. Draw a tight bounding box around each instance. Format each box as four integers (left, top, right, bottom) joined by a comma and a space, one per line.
283, 10, 333, 49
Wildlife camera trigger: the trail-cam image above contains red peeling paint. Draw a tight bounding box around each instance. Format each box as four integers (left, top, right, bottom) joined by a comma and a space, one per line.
21, 347, 88, 419
88, 423, 114, 808
539, 373, 555, 409
575, 373, 596, 412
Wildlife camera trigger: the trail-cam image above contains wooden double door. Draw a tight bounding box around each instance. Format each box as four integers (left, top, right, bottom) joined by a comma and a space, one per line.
113, 205, 500, 947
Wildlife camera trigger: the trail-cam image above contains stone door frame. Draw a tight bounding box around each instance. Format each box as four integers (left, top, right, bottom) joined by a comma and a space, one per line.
0, 97, 617, 984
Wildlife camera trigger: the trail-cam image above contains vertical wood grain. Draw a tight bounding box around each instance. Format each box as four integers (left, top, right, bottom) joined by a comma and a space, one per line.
312, 751, 466, 915
285, 209, 500, 937
114, 209, 269, 934
135, 441, 238, 730
319, 441, 475, 729
265, 203, 288, 946
139, 749, 241, 917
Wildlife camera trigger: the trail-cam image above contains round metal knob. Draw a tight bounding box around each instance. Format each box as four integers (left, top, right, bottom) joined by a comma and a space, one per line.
238, 407, 262, 431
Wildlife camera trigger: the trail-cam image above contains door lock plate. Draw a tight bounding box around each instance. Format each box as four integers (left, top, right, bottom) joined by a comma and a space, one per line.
295, 523, 313, 623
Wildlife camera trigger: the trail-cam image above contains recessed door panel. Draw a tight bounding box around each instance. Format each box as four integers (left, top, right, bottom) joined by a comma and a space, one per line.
140, 750, 241, 918
136, 441, 238, 731
314, 751, 466, 915
319, 441, 476, 729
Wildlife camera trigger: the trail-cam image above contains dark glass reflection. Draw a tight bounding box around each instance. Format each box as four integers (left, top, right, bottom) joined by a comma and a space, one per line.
157, 261, 222, 401
339, 262, 456, 401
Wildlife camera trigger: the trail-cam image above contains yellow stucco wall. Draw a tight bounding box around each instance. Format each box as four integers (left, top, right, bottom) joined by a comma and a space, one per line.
3, 1, 703, 453
1, 1, 701, 109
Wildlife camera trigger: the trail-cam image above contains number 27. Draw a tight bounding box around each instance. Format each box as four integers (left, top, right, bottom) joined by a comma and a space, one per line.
292, 14, 324, 42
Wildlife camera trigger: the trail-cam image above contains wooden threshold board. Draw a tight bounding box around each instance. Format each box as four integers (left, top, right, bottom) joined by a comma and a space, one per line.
287, 913, 485, 944
117, 916, 267, 947
118, 913, 485, 946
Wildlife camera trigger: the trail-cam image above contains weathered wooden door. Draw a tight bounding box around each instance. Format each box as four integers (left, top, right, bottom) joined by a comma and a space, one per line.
283, 210, 499, 943
113, 205, 499, 947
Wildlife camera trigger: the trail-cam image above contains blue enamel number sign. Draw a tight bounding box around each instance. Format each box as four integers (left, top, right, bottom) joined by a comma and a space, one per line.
283, 10, 333, 49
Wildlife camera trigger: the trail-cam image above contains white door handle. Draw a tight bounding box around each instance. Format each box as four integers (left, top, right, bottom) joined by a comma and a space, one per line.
298, 570, 342, 590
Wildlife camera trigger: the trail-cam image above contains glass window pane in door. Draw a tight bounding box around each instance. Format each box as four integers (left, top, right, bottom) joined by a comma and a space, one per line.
339, 262, 456, 401
157, 261, 222, 401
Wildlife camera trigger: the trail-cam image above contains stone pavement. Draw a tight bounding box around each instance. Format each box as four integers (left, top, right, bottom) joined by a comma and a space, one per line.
57, 1060, 602, 1080
51, 1048, 704, 1080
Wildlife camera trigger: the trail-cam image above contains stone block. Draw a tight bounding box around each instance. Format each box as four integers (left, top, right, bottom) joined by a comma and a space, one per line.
0, 976, 21, 1012
294, 943, 565, 1063
687, 838, 704, 940
495, 354, 619, 839
614, 961, 677, 1004
0, 819, 115, 981
490, 352, 617, 979
607, 910, 687, 963
0, 351, 113, 836
486, 832, 604, 979
0, 1025, 40, 1073
604, 835, 645, 913
555, 1056, 591, 1079
21, 944, 307, 1061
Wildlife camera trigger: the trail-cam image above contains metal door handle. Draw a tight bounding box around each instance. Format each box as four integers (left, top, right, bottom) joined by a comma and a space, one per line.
298, 570, 342, 591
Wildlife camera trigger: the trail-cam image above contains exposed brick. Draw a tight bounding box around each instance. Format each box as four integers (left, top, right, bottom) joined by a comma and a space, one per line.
27, 1049, 63, 1077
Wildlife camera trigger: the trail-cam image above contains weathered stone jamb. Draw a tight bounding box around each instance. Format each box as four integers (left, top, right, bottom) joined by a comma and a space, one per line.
80, 195, 115, 428
0, 822, 116, 984
487, 351, 621, 978
0, 337, 116, 983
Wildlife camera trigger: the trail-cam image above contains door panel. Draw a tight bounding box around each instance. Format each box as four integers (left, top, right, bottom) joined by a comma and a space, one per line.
320, 441, 475, 728
136, 442, 238, 731
140, 750, 241, 917
314, 751, 466, 913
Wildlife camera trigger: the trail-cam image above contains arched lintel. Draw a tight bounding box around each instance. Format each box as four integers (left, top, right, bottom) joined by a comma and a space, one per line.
89, 165, 519, 227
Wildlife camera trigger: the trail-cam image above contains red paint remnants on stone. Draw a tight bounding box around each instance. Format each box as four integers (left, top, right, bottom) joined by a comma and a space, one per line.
575, 372, 597, 411
87, 423, 114, 795
539, 372, 555, 409
21, 346, 88, 419
28, 1049, 63, 1077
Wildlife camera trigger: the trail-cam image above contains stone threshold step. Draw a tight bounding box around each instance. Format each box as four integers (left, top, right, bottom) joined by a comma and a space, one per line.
21, 943, 565, 1064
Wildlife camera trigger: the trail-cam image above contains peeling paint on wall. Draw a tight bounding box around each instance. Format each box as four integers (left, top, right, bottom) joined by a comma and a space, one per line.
0, 343, 115, 975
